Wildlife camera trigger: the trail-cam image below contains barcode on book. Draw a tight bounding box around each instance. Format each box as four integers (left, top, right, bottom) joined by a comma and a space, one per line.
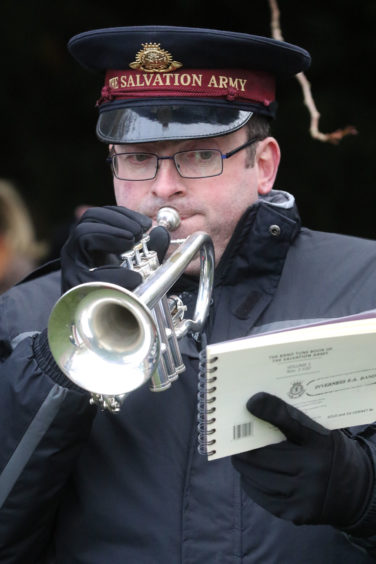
233, 422, 253, 440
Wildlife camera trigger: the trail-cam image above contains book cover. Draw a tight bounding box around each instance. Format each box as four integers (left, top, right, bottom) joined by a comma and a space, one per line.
198, 312, 376, 461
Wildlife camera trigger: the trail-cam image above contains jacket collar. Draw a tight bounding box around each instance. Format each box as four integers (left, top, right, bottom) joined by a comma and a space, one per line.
214, 190, 301, 287
172, 190, 300, 295
204, 190, 301, 344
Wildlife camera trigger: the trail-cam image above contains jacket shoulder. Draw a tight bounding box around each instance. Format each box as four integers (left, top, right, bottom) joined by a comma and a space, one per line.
0, 270, 61, 341
278, 228, 376, 318
291, 228, 376, 270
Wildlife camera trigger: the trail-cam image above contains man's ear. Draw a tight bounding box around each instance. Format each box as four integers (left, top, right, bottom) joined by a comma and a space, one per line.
255, 137, 281, 195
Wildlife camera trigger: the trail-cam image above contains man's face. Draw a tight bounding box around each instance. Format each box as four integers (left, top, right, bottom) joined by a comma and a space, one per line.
113, 126, 278, 268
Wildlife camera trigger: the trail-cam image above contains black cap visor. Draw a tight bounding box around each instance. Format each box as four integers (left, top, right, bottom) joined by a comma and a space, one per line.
96, 99, 264, 143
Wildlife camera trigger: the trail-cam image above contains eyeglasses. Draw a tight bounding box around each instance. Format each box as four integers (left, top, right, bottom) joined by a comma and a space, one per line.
106, 136, 262, 181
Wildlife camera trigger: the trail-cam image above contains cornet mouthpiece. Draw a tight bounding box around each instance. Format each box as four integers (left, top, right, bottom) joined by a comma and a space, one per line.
156, 207, 181, 232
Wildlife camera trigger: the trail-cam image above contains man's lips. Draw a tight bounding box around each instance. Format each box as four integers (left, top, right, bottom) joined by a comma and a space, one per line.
152, 211, 196, 225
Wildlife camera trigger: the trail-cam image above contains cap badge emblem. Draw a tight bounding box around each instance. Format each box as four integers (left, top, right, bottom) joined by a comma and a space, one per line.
129, 43, 182, 73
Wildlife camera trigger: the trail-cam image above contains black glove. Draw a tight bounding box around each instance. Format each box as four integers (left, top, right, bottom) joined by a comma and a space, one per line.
232, 392, 373, 528
60, 206, 170, 293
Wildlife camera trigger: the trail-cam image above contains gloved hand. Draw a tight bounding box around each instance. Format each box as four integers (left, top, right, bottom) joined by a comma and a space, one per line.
60, 206, 170, 293
232, 392, 373, 528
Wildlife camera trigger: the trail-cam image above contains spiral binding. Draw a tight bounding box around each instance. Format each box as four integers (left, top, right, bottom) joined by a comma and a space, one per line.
197, 337, 218, 457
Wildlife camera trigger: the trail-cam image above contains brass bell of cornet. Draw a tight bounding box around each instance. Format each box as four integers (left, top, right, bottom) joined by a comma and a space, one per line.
47, 207, 215, 412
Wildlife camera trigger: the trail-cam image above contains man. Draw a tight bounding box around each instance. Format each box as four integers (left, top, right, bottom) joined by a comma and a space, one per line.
1, 26, 376, 563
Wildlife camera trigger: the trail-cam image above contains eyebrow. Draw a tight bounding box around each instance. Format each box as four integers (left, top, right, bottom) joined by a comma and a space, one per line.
114, 139, 222, 153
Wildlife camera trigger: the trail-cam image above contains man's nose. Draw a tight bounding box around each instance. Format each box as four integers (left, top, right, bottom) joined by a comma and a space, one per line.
151, 157, 186, 199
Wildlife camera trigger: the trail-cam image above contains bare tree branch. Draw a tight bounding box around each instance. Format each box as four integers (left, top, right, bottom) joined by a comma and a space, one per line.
268, 0, 358, 144
269, 0, 283, 41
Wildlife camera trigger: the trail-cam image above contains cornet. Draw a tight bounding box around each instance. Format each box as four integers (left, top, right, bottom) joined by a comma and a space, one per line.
47, 207, 215, 412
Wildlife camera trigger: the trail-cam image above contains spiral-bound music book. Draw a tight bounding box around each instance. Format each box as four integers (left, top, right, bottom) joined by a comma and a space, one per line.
197, 311, 376, 461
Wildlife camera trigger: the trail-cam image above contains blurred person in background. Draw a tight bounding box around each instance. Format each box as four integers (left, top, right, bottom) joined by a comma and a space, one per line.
0, 179, 47, 293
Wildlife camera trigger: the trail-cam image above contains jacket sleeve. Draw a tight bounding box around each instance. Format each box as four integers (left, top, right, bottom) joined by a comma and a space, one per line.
0, 316, 96, 562
342, 428, 376, 556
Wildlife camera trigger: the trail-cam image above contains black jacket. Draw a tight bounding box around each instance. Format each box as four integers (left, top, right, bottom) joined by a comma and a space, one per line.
1, 191, 376, 563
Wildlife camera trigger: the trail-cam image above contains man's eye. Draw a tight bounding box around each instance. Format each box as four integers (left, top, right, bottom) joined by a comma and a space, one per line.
132, 153, 153, 163
183, 150, 215, 162
117, 153, 155, 167
196, 150, 215, 161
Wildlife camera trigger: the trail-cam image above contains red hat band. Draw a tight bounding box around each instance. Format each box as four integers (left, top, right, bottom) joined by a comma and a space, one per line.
98, 68, 275, 107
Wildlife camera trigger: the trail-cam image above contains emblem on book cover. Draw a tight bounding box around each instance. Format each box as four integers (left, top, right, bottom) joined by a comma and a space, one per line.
129, 43, 183, 72
288, 381, 305, 399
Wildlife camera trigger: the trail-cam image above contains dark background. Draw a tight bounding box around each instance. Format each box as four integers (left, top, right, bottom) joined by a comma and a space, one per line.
0, 0, 375, 251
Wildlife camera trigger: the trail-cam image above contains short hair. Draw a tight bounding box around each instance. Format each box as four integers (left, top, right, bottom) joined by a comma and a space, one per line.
245, 114, 272, 167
